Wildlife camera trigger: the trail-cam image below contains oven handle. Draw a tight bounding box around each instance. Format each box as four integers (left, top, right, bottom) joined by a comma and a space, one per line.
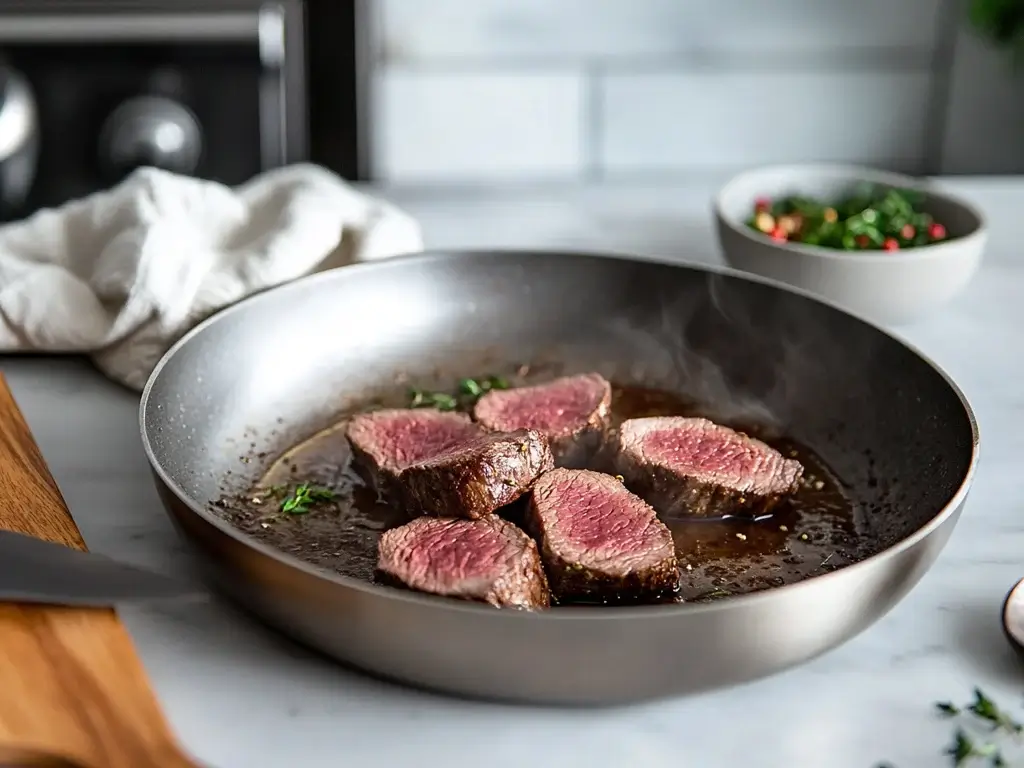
0, 11, 269, 45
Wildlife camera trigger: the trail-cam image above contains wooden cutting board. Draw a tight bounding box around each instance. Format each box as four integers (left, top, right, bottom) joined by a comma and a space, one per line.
0, 374, 200, 768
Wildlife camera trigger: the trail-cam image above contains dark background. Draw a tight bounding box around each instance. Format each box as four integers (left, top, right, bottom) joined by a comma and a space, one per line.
305, 0, 360, 181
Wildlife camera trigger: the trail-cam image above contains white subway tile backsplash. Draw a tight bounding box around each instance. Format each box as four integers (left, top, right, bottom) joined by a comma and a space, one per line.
372, 70, 586, 183
364, 1, 1017, 180
599, 70, 934, 174
379, 0, 943, 63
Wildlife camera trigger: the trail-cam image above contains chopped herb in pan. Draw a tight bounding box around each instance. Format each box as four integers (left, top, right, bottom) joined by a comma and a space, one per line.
409, 390, 458, 411
279, 483, 337, 515
459, 375, 509, 398
408, 375, 510, 411
746, 185, 950, 252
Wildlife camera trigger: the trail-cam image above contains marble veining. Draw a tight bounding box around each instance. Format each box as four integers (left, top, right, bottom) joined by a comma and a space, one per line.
2, 177, 1022, 768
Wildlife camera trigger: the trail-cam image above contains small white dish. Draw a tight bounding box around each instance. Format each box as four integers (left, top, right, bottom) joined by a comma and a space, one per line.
1003, 577, 1024, 658
713, 164, 988, 326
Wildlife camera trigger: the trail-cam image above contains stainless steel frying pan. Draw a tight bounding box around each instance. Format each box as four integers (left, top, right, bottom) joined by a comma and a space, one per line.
139, 250, 978, 705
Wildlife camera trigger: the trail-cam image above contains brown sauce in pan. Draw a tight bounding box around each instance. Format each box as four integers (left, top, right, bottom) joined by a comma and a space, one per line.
217, 384, 863, 605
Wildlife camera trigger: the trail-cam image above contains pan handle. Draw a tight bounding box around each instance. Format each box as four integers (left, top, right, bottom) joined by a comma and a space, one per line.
0, 375, 201, 768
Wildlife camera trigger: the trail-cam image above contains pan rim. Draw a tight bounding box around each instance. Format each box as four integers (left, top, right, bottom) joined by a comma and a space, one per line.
139, 248, 981, 621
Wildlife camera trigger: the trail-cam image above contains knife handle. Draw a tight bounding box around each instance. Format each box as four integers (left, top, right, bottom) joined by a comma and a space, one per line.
0, 744, 91, 767
0, 375, 200, 768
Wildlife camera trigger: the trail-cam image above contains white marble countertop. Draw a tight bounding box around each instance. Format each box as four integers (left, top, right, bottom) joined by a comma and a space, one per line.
4, 177, 1024, 768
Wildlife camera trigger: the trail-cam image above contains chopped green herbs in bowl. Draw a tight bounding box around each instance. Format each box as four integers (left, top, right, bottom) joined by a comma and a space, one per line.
746, 186, 949, 252
714, 164, 987, 326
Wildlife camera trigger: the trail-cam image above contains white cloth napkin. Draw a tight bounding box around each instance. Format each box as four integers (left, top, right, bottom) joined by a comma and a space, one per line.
0, 164, 423, 390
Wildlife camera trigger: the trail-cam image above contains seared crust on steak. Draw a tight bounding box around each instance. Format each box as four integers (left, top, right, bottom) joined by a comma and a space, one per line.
346, 408, 483, 499
613, 416, 803, 519
377, 516, 550, 609
526, 468, 678, 601
473, 373, 612, 468
400, 428, 554, 519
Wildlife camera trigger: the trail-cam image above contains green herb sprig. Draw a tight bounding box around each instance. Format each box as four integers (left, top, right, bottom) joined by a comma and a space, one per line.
932, 688, 1022, 766
458, 376, 508, 398
937, 689, 1024, 735
279, 483, 336, 515
408, 375, 510, 412
946, 728, 1006, 767
409, 390, 458, 411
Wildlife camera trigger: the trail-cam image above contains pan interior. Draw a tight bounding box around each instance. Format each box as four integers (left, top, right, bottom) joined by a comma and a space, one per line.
142, 251, 976, 603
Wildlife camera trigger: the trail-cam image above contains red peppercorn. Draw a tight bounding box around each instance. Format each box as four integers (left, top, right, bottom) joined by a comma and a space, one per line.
754, 197, 772, 213
855, 235, 870, 248
900, 224, 915, 240
928, 222, 946, 240
770, 226, 787, 241
883, 238, 900, 251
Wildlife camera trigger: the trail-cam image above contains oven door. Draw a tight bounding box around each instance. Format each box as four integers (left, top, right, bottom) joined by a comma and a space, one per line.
0, 1, 306, 220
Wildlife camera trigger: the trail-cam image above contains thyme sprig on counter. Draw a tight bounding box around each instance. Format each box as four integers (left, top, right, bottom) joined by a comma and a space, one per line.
934, 688, 1021, 766
945, 729, 1007, 767
938, 689, 1024, 735
409, 375, 510, 411
878, 688, 1023, 767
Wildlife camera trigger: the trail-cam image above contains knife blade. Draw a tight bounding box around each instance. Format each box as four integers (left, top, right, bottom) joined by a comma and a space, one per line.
0, 530, 206, 607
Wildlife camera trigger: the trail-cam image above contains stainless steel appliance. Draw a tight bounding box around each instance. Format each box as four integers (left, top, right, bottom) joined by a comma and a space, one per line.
0, 0, 306, 221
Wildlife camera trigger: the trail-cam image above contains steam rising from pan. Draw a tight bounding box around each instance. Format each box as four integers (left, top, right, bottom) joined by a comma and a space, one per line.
596, 269, 880, 439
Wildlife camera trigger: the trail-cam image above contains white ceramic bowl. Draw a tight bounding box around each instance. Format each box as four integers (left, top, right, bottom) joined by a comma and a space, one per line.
713, 164, 987, 326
